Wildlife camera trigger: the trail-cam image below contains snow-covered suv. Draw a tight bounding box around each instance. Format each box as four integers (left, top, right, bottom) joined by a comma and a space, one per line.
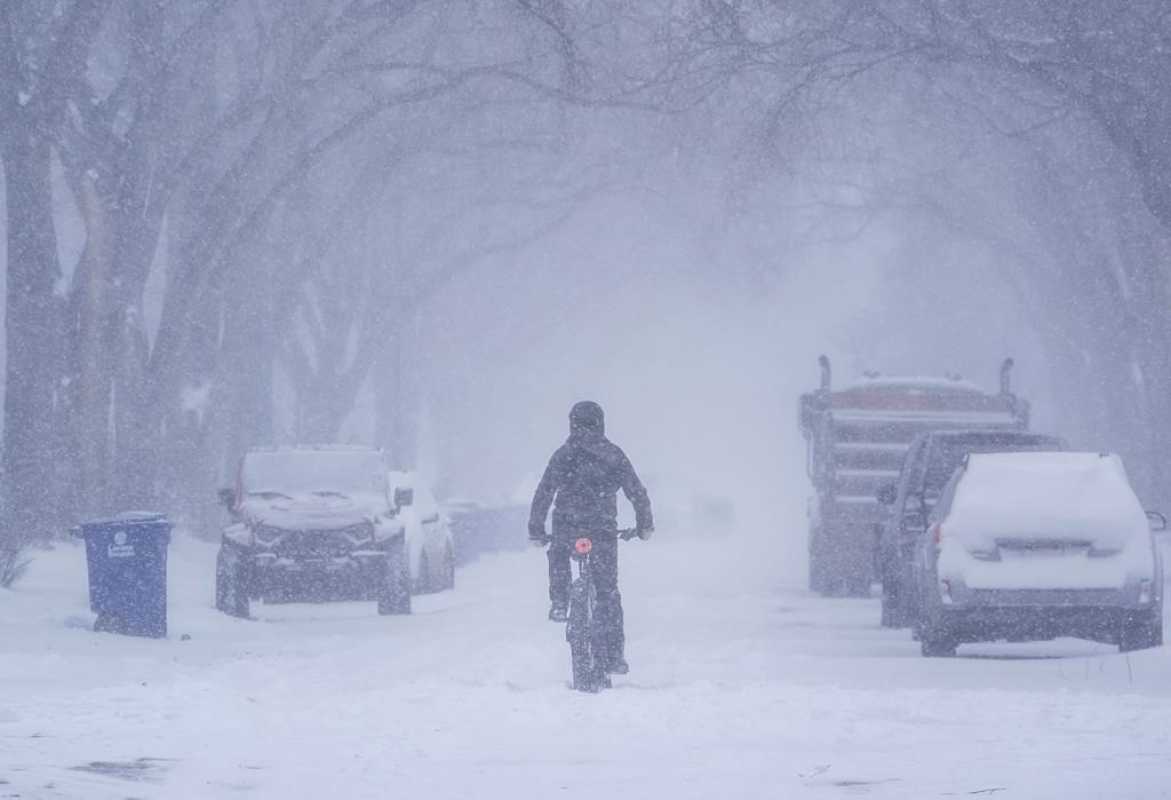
877, 430, 1066, 628
913, 452, 1165, 656
215, 446, 411, 618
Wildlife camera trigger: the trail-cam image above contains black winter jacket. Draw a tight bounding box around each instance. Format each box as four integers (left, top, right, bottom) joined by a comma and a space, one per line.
529, 430, 653, 539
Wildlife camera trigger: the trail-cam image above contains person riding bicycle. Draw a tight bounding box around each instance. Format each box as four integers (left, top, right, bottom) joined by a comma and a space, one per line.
529, 400, 654, 675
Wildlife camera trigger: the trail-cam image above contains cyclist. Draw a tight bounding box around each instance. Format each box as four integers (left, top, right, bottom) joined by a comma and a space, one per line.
529, 400, 654, 675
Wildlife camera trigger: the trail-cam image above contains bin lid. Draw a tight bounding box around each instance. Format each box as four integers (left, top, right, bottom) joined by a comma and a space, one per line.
81, 511, 171, 530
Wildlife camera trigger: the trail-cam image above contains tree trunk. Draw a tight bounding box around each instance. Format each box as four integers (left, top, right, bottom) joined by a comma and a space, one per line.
376, 332, 416, 470
70, 172, 118, 518
2, 130, 64, 543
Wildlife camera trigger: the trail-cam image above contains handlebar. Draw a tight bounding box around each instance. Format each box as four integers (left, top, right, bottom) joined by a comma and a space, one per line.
532, 528, 649, 548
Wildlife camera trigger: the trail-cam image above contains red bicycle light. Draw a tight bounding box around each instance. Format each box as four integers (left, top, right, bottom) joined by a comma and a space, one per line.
574, 538, 593, 555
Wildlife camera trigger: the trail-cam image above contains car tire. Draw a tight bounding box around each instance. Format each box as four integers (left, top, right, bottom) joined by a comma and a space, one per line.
808, 526, 830, 594
881, 582, 912, 628
378, 540, 412, 615
1119, 609, 1163, 653
880, 591, 897, 628
215, 545, 250, 619
920, 618, 957, 657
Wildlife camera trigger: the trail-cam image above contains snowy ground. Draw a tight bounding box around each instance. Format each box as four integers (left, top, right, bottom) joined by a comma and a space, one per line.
2, 529, 1171, 799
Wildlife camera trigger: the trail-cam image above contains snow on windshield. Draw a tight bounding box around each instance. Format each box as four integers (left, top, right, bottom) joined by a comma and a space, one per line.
241, 450, 387, 497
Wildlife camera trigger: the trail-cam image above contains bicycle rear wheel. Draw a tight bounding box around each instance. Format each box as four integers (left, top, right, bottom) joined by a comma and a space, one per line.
567, 576, 606, 691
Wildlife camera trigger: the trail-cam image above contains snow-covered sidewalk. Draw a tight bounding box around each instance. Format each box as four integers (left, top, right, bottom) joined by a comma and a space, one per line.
2, 531, 1170, 799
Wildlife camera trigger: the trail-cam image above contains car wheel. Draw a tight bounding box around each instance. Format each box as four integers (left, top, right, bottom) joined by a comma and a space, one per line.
845, 574, 872, 598
920, 632, 957, 657
808, 526, 831, 594
919, 615, 957, 657
880, 591, 897, 628
1119, 609, 1162, 652
215, 545, 250, 619
378, 540, 411, 615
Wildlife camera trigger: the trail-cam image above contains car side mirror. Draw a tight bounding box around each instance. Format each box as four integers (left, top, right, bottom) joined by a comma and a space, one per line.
876, 484, 897, 506
218, 488, 237, 509
394, 487, 414, 510
902, 494, 927, 530
1147, 510, 1167, 532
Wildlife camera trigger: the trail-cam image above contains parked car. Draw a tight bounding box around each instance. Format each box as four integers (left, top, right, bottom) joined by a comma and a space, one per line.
387, 471, 456, 594
876, 430, 1067, 627
912, 452, 1165, 657
214, 446, 411, 618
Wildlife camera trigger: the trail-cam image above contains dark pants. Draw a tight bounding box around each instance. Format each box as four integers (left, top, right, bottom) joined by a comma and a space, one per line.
548, 534, 625, 663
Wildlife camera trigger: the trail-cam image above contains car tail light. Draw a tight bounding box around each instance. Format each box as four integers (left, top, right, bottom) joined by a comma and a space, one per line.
932, 524, 943, 546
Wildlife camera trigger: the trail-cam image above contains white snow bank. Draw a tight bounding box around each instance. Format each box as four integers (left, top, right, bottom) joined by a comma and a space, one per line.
4, 530, 1171, 798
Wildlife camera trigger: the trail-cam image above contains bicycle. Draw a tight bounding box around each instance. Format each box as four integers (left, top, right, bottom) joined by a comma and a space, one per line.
565, 527, 641, 693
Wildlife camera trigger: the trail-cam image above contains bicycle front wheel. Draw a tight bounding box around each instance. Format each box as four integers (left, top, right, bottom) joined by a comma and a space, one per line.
567, 576, 601, 691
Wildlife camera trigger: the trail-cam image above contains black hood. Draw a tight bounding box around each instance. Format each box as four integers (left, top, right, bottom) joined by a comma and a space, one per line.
569, 400, 605, 435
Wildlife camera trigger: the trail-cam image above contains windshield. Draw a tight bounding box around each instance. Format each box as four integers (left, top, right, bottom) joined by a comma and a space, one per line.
241, 450, 386, 497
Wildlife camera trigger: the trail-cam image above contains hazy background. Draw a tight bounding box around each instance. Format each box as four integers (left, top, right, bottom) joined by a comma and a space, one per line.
2, 2, 1168, 579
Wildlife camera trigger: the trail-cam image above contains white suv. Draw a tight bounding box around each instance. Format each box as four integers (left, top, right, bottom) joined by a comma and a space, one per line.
914, 452, 1164, 656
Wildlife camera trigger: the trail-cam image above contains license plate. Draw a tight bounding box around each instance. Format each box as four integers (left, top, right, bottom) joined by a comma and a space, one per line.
1000, 544, 1088, 559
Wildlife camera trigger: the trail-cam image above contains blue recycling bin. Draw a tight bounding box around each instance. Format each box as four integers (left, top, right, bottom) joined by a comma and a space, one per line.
77, 512, 172, 638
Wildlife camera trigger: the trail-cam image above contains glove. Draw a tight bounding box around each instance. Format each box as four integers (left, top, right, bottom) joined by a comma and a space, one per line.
529, 532, 550, 548
638, 527, 654, 541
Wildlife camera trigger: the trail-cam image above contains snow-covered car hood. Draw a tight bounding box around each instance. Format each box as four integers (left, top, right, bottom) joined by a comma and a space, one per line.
240, 492, 387, 532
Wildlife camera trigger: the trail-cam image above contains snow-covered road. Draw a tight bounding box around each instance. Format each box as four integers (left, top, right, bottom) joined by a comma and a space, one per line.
2, 531, 1170, 799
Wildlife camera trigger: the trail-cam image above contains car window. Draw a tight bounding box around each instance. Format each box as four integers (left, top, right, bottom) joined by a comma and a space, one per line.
903, 440, 930, 505
931, 469, 963, 522
896, 438, 928, 509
